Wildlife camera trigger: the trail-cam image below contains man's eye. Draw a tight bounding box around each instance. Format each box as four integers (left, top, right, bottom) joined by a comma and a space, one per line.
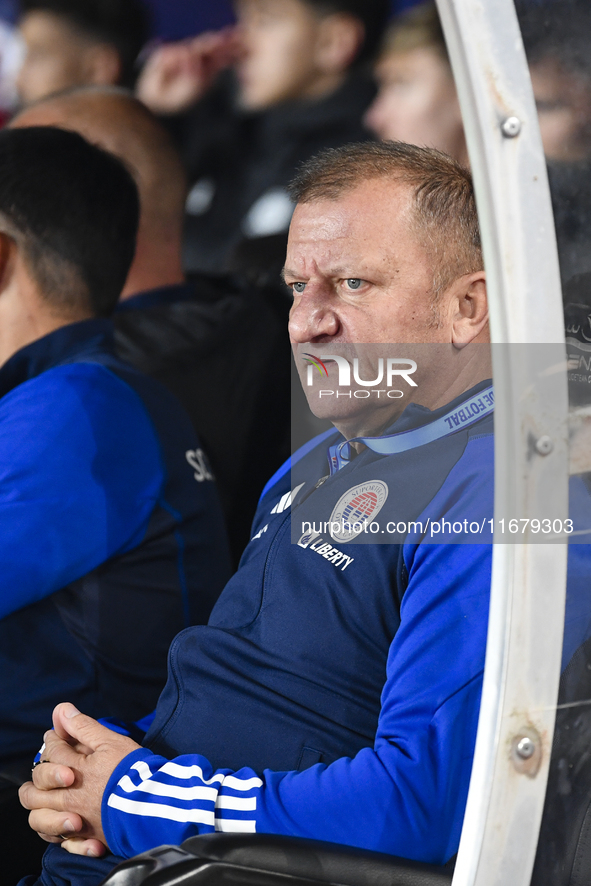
345, 278, 363, 290
292, 282, 306, 293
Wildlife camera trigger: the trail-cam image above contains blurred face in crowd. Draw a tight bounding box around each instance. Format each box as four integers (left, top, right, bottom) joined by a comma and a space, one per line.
530, 58, 591, 163
17, 11, 120, 105
233, 0, 356, 110
286, 178, 487, 435
365, 47, 467, 165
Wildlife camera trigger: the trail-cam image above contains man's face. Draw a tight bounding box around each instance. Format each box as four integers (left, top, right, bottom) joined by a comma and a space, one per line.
286, 178, 458, 435
17, 12, 100, 106
234, 0, 325, 110
531, 58, 591, 163
365, 48, 464, 161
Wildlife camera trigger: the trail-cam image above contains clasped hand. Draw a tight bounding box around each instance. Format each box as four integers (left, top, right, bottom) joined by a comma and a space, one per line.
19, 703, 140, 858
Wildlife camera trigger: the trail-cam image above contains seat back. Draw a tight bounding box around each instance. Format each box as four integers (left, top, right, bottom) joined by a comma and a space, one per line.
101, 833, 454, 886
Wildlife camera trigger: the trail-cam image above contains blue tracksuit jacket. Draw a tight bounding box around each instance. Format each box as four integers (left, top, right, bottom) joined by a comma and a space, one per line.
29, 380, 498, 886
0, 318, 231, 777
23, 378, 591, 886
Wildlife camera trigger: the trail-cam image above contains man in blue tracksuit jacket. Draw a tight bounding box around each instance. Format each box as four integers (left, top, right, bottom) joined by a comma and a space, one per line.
17, 142, 532, 883
91, 388, 494, 861
0, 127, 231, 791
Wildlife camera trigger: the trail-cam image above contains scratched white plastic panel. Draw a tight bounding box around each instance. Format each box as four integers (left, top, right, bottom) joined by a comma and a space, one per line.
434, 1, 570, 886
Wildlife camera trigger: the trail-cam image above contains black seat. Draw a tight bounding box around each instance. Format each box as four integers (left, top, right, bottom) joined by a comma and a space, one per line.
100, 833, 454, 886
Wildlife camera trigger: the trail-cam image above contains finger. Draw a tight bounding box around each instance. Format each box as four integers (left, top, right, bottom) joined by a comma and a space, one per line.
52, 704, 72, 741
20, 781, 68, 813
52, 703, 82, 741
32, 762, 75, 790
42, 731, 86, 769
61, 838, 107, 858
52, 705, 98, 754
28, 808, 83, 838
38, 833, 65, 844
52, 704, 116, 753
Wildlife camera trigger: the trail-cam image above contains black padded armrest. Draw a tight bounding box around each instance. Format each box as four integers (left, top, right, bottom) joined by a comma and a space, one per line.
101, 833, 453, 886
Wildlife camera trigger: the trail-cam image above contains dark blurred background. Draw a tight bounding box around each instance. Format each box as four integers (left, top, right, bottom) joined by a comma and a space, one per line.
0, 0, 421, 37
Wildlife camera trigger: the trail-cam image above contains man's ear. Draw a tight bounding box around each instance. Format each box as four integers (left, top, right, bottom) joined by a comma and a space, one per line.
0, 232, 16, 294
315, 13, 364, 75
84, 44, 122, 87
450, 271, 488, 347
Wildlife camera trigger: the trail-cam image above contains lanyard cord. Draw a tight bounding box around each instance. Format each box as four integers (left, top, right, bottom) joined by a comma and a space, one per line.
327, 386, 494, 475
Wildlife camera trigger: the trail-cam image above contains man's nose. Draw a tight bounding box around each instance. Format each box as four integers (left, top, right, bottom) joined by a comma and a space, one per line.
288, 290, 340, 343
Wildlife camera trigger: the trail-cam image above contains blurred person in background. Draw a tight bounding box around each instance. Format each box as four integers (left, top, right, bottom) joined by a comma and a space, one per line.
521, 0, 591, 164
137, 0, 389, 279
0, 125, 231, 881
12, 86, 291, 564
518, 0, 591, 285
16, 0, 149, 105
364, 2, 468, 166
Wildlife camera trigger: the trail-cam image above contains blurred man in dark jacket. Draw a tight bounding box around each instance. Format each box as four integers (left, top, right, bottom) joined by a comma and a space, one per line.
0, 125, 230, 882
13, 87, 291, 563
137, 0, 389, 278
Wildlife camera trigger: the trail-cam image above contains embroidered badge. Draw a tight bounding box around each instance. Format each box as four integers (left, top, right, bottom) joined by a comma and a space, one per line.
328, 481, 389, 542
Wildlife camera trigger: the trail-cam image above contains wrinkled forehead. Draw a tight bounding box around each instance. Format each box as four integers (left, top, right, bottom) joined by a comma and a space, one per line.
286, 179, 419, 268
289, 202, 353, 243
